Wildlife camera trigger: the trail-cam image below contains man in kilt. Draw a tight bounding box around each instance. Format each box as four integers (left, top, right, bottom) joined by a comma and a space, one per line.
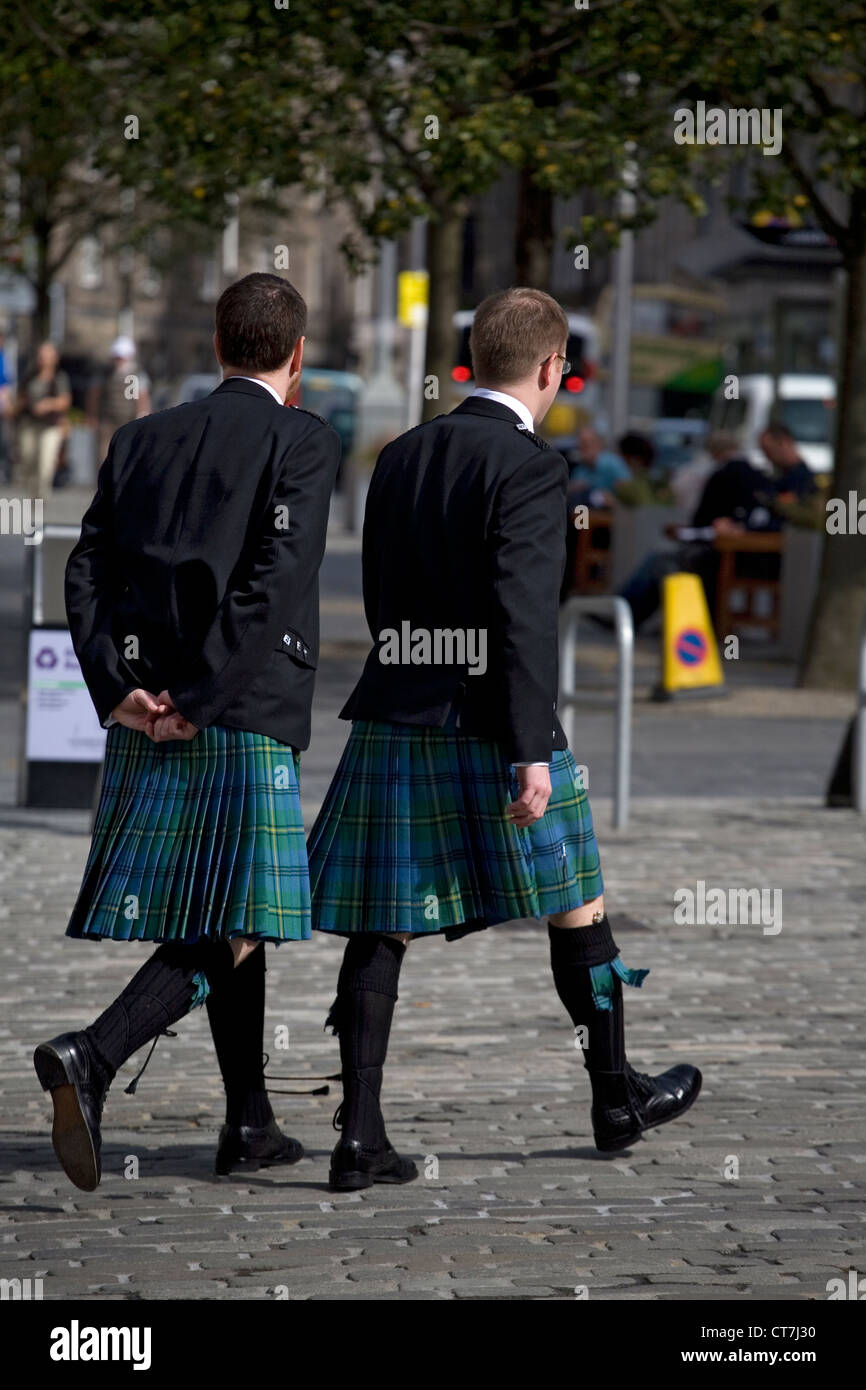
308, 287, 701, 1191
34, 273, 341, 1191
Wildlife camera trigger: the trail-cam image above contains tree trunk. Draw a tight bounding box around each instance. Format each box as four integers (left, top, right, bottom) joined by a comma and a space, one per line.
422, 205, 466, 421
30, 219, 53, 347
800, 235, 866, 690
515, 167, 554, 290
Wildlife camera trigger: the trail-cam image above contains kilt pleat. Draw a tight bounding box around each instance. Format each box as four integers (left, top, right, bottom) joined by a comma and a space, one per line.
307, 720, 604, 936
66, 724, 310, 944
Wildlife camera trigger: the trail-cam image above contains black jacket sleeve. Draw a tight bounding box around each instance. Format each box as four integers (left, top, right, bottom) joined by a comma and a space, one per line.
168, 422, 340, 729
487, 447, 568, 763
65, 448, 144, 726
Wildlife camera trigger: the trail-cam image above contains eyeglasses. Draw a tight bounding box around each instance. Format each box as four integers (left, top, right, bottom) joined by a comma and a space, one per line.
543, 352, 571, 374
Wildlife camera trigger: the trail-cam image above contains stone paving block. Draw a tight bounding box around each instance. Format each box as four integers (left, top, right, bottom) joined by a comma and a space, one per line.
2, 791, 864, 1301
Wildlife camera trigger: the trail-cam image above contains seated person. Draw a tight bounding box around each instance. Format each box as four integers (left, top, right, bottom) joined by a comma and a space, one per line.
567, 425, 632, 507
562, 428, 632, 597
615, 432, 674, 506
617, 431, 773, 630
759, 421, 819, 510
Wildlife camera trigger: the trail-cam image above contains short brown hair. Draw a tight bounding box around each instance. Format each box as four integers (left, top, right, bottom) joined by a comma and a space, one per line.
469, 287, 569, 386
761, 421, 794, 441
215, 272, 306, 372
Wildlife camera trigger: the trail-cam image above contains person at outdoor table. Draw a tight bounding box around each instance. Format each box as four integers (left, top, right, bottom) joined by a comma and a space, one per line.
759, 422, 819, 504
562, 427, 633, 595
15, 341, 71, 495
567, 425, 632, 506
617, 431, 772, 630
614, 432, 672, 506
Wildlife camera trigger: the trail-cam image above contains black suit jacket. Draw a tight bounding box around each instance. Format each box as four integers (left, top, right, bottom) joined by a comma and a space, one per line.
341, 396, 569, 763
65, 377, 341, 750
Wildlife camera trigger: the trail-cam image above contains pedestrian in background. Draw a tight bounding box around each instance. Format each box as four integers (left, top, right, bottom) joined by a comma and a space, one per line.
87, 335, 152, 461
0, 331, 13, 484
15, 341, 71, 494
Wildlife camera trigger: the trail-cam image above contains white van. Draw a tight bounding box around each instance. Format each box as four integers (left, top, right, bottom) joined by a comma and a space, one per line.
711, 372, 836, 473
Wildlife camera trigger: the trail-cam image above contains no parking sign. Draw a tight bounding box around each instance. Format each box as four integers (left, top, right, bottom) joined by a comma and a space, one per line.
661, 574, 724, 695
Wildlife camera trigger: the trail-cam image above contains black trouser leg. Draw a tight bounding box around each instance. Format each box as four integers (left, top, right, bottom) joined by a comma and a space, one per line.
206, 943, 272, 1128
84, 939, 235, 1084
327, 935, 406, 1152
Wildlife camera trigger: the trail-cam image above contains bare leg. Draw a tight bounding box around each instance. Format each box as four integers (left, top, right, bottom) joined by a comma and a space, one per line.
230, 938, 261, 966
548, 893, 605, 929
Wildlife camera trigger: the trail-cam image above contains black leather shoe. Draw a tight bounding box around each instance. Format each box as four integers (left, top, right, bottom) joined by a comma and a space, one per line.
329, 1139, 419, 1191
215, 1117, 304, 1175
33, 1032, 109, 1192
592, 1062, 702, 1152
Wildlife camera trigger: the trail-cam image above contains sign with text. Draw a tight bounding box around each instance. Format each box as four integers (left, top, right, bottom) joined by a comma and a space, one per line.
26, 629, 106, 762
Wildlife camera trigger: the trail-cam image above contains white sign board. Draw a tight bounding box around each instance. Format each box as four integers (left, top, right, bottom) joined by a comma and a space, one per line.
26, 629, 107, 762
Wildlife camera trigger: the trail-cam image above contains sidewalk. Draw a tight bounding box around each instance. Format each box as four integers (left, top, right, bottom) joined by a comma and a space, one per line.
1, 780, 863, 1299
0, 487, 863, 1300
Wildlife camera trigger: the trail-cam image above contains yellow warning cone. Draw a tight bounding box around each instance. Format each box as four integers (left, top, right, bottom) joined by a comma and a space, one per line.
656, 572, 724, 699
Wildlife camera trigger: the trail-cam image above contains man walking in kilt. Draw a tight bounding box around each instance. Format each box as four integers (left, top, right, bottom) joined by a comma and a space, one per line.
308, 287, 701, 1191
34, 273, 341, 1191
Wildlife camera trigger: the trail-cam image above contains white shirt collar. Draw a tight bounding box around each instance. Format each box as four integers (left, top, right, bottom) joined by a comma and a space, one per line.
471, 387, 535, 433
226, 375, 284, 406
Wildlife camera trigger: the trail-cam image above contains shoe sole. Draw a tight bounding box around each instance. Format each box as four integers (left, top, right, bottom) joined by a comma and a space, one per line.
33, 1045, 99, 1192
595, 1069, 704, 1153
216, 1145, 305, 1176
329, 1166, 419, 1192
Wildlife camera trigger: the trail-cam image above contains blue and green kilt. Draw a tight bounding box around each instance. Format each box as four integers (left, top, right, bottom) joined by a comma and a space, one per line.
66, 723, 310, 945
307, 719, 605, 939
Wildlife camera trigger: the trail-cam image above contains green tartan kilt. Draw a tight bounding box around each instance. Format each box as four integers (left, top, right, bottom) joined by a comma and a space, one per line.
307, 719, 605, 938
65, 723, 310, 944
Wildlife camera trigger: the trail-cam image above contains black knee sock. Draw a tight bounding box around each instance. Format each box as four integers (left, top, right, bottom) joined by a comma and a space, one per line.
326, 935, 406, 1152
85, 939, 235, 1082
548, 916, 626, 1096
206, 944, 272, 1129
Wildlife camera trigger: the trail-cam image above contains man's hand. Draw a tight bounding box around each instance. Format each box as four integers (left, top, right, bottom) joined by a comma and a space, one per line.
146, 689, 199, 743
712, 516, 745, 536
111, 689, 172, 734
505, 764, 552, 827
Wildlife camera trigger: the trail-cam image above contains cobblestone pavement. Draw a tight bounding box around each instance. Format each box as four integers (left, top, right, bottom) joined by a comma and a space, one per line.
1, 792, 863, 1301
1, 493, 863, 1300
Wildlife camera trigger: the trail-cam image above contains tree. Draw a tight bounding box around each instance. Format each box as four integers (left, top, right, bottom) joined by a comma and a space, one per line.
0, 2, 305, 342
520, 0, 866, 689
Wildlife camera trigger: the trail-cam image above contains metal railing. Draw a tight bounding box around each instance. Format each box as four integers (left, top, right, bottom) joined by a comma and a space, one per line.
558, 596, 633, 829
855, 604, 866, 814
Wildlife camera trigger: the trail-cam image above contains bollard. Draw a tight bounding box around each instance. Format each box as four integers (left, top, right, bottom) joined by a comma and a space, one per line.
558, 596, 633, 829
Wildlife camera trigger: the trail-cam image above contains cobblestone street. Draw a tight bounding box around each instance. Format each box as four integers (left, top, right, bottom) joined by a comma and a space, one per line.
1, 503, 863, 1302
2, 792, 863, 1301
